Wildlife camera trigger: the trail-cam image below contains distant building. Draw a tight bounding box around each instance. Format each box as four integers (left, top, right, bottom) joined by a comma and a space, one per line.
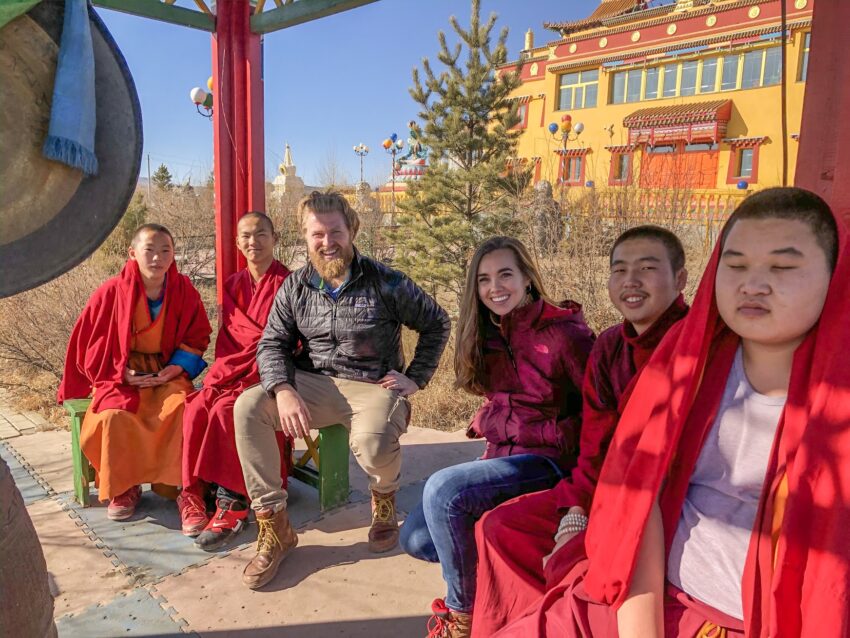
272, 143, 305, 199
500, 0, 813, 214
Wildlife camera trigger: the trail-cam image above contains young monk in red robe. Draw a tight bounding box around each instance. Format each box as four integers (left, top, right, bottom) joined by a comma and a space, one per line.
58, 224, 211, 521
495, 186, 849, 637
179, 212, 292, 548
472, 226, 688, 636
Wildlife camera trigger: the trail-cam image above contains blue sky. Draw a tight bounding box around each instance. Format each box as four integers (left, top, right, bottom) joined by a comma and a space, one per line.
97, 0, 597, 187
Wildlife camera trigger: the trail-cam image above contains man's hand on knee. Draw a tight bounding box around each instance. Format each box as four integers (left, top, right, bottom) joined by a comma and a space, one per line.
378, 370, 419, 397
273, 383, 312, 439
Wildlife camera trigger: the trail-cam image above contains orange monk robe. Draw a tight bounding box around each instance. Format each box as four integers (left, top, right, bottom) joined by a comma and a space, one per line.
59, 260, 211, 501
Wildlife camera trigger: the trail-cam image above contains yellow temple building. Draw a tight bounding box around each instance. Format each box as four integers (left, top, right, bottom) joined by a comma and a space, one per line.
501, 0, 813, 216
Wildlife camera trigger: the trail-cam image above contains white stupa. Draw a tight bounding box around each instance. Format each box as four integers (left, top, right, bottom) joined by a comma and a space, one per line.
272, 143, 305, 199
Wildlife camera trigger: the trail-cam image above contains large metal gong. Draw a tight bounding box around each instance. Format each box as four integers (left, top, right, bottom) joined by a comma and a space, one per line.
0, 0, 142, 297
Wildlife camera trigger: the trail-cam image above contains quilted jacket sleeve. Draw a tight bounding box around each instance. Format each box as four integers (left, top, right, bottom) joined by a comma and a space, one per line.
386, 271, 451, 388
257, 276, 299, 395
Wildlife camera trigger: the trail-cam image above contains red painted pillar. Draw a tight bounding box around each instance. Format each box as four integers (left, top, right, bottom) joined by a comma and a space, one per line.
795, 0, 850, 222
212, 0, 266, 305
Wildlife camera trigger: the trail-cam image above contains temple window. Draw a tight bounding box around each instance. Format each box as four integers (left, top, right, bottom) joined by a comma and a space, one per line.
680, 60, 698, 96
736, 148, 754, 178
557, 69, 599, 110
608, 152, 633, 186
645, 67, 660, 99
700, 58, 719, 93
662, 63, 678, 97
721, 54, 741, 90
609, 44, 783, 105
724, 137, 766, 185
799, 32, 811, 81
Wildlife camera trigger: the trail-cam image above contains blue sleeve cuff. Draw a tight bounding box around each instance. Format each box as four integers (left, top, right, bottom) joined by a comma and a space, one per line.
167, 349, 207, 380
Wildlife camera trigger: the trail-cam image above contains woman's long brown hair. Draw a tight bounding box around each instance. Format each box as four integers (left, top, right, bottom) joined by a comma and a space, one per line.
454, 236, 552, 395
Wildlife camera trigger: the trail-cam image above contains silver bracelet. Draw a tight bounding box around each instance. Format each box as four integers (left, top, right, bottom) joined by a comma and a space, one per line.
554, 512, 588, 543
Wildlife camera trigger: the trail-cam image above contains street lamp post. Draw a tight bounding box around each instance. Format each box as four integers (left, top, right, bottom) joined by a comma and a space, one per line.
353, 143, 369, 183
548, 114, 584, 210
382, 133, 404, 213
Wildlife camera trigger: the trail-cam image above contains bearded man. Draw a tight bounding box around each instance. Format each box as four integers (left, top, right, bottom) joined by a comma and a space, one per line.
233, 191, 451, 590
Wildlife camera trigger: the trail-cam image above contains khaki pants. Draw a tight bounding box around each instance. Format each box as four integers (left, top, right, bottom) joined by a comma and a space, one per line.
234, 369, 410, 512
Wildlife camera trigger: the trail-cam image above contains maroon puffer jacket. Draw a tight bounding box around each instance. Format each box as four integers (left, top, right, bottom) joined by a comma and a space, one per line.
467, 298, 595, 470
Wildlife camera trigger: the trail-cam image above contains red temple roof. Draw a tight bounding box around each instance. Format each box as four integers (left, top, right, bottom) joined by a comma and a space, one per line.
545, 0, 648, 35
623, 99, 732, 128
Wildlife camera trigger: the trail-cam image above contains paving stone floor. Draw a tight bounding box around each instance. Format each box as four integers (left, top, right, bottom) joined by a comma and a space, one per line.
1, 397, 484, 637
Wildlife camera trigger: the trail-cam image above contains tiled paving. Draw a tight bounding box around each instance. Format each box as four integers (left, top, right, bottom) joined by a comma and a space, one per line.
1, 396, 484, 637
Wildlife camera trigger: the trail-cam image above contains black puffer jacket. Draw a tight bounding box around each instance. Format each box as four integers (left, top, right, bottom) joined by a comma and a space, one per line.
258, 251, 450, 394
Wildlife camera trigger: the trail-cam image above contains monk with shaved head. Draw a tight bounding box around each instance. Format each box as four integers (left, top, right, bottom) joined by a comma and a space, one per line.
59, 223, 211, 520
179, 212, 292, 550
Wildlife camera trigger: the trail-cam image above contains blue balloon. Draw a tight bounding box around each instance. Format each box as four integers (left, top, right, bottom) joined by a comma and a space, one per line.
585, 180, 595, 188
737, 180, 749, 190
548, 123, 559, 134
390, 133, 398, 142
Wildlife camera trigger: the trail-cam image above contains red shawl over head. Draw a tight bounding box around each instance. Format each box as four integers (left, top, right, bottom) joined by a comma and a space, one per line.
57, 259, 211, 413
583, 210, 850, 637
202, 260, 289, 390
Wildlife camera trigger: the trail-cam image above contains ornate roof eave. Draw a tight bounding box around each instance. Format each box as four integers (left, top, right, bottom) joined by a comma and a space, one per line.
604, 144, 637, 153
547, 0, 799, 48
554, 147, 592, 157
498, 54, 549, 70
623, 99, 732, 128
544, 0, 648, 37
722, 135, 769, 147
506, 93, 546, 103
547, 18, 811, 74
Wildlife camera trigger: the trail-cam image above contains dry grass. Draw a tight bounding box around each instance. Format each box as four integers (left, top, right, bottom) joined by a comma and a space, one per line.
402, 327, 482, 432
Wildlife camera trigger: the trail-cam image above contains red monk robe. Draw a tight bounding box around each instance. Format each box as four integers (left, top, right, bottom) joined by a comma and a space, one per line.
496, 209, 850, 637
472, 296, 688, 637
182, 260, 291, 497
58, 259, 211, 501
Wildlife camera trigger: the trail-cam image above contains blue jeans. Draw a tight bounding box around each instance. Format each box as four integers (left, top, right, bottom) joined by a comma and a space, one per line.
399, 454, 563, 612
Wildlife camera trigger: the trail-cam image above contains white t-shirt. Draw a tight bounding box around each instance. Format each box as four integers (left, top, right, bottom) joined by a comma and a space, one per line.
667, 346, 786, 620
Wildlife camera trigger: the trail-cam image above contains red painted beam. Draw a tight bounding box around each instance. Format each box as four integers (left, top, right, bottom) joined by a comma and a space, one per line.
795, 0, 850, 221
212, 0, 265, 305
212, 4, 235, 305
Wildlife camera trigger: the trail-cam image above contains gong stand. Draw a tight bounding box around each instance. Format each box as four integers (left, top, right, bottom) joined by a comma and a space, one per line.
92, 0, 378, 305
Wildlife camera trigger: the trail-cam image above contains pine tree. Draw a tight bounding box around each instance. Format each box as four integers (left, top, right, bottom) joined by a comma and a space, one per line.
389, 0, 523, 300
99, 192, 148, 256
151, 163, 173, 191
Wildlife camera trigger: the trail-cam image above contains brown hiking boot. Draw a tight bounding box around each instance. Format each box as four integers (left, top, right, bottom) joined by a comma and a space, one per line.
368, 489, 399, 553
241, 507, 298, 589
426, 598, 472, 638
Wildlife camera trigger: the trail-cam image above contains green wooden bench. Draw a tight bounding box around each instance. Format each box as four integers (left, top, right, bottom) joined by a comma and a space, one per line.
62, 398, 350, 511
63, 399, 96, 507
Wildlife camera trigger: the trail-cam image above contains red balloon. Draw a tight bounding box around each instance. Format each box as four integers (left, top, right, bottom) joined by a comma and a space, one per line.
562, 114, 572, 122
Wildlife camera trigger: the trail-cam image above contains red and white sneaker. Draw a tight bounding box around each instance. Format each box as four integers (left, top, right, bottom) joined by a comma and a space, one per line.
177, 491, 209, 537
107, 485, 142, 521
426, 598, 472, 638
194, 498, 249, 552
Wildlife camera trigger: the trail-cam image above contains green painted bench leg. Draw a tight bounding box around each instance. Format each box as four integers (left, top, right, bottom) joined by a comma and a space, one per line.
318, 424, 349, 511
63, 399, 93, 507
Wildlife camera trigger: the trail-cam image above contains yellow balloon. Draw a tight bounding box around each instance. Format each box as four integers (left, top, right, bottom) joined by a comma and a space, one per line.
207, 76, 214, 91
560, 122, 572, 133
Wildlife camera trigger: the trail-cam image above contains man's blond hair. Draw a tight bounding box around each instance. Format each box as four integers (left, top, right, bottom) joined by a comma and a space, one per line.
297, 191, 360, 238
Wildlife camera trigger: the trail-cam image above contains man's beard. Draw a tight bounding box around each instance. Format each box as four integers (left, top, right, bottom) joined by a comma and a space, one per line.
309, 244, 354, 281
